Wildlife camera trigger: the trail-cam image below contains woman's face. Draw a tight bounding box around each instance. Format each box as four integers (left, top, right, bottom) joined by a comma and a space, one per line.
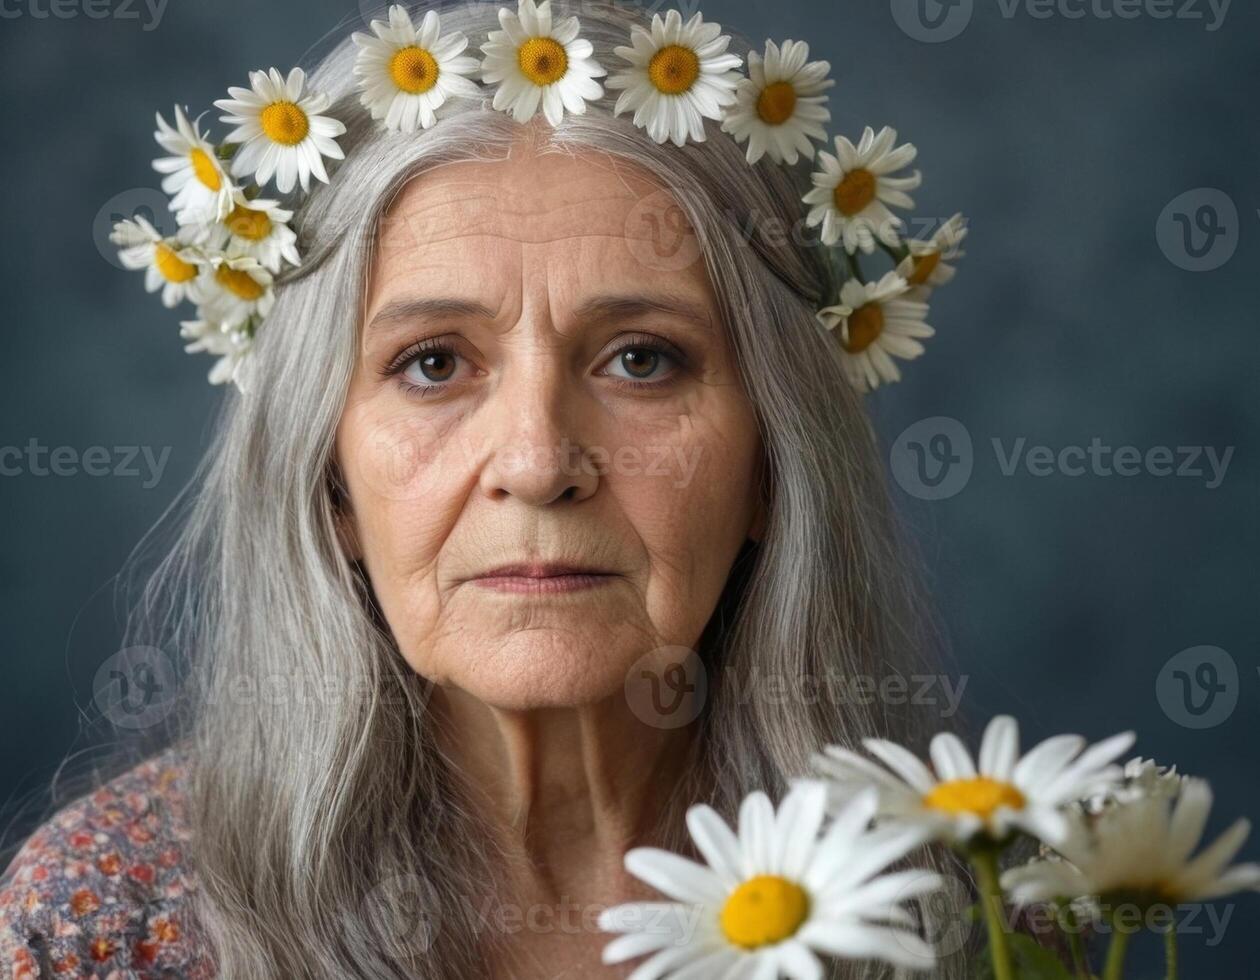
335, 142, 765, 710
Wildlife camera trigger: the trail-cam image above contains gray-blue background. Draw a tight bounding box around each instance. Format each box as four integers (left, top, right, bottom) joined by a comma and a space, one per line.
2, 0, 1256, 974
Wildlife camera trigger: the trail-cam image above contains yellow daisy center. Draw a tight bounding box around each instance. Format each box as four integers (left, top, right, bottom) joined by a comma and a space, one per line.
756, 81, 798, 125
225, 204, 273, 242
189, 148, 222, 191
215, 264, 266, 301
906, 250, 942, 286
923, 777, 1027, 819
832, 168, 877, 217
389, 45, 440, 93
260, 101, 310, 146
719, 875, 810, 950
842, 302, 885, 353
153, 243, 197, 284
517, 37, 569, 86
648, 44, 700, 95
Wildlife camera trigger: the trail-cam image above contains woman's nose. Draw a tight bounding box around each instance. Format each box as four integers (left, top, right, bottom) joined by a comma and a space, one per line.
476, 361, 600, 507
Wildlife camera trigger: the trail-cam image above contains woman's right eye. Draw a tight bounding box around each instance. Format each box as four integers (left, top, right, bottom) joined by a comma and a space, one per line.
402, 349, 461, 385
387, 340, 476, 395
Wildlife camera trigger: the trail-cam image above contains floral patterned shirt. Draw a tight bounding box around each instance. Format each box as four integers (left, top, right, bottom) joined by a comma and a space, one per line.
0, 749, 215, 979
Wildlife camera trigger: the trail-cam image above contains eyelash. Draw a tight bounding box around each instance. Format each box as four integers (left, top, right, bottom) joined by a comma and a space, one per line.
381, 333, 688, 397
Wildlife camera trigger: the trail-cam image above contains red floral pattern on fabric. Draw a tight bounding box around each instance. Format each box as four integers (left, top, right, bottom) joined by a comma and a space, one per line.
0, 749, 215, 978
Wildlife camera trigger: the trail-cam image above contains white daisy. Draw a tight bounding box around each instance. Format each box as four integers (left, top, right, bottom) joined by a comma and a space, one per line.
1082, 757, 1185, 815
479, 0, 606, 126
1003, 778, 1260, 908
196, 255, 274, 328
816, 271, 934, 392
813, 715, 1136, 848
352, 5, 481, 133
180, 319, 255, 389
720, 39, 833, 165
599, 783, 941, 977
605, 9, 742, 147
803, 125, 922, 254
215, 67, 347, 194
110, 215, 204, 308
152, 105, 236, 226
896, 212, 968, 298
194, 190, 300, 273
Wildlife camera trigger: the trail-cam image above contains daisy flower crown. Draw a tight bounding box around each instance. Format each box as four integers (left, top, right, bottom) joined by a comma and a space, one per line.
111, 0, 968, 393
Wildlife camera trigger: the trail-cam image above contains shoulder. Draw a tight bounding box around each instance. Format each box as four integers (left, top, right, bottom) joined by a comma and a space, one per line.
0, 746, 215, 978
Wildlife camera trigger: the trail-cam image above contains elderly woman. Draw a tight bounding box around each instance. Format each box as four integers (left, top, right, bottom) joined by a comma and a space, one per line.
0, 2, 962, 977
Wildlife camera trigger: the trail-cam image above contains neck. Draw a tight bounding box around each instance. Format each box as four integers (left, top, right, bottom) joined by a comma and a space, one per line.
430, 685, 695, 903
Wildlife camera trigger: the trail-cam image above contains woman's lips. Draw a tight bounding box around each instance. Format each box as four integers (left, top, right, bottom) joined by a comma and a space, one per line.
468, 564, 618, 594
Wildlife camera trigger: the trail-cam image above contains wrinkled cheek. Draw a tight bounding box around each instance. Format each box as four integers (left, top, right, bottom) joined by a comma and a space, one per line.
339, 407, 462, 506
609, 410, 756, 511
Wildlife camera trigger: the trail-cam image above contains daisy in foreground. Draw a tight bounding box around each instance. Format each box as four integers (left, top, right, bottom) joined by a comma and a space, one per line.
215, 67, 346, 194
816, 271, 933, 393
599, 782, 942, 978
479, 0, 606, 126
352, 5, 481, 133
152, 105, 235, 226
721, 39, 834, 165
812, 714, 1135, 849
1003, 776, 1260, 909
605, 8, 742, 147
803, 125, 922, 255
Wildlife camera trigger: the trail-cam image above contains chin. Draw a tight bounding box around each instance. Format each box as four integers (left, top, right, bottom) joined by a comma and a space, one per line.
428, 630, 636, 711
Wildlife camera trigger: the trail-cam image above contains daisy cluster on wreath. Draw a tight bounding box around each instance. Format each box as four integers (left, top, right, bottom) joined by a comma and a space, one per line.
599, 715, 1260, 979
109, 0, 968, 393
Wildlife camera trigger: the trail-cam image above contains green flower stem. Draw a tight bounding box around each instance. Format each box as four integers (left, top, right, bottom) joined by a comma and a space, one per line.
1102, 928, 1131, 980
1059, 902, 1090, 978
971, 847, 1015, 980
844, 247, 865, 283
1164, 929, 1178, 980
877, 238, 911, 265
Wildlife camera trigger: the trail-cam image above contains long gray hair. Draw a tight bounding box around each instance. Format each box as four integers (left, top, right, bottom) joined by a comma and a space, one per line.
120, 1, 965, 976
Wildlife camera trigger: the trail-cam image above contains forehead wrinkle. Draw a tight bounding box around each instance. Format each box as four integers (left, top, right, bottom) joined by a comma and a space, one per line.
380, 173, 688, 247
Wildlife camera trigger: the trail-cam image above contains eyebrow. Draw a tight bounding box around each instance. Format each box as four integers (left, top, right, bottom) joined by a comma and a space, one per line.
571, 293, 713, 330
366, 292, 713, 332
367, 297, 498, 331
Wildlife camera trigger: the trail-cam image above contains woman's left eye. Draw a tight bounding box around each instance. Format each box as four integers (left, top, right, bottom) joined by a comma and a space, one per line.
600, 342, 682, 385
